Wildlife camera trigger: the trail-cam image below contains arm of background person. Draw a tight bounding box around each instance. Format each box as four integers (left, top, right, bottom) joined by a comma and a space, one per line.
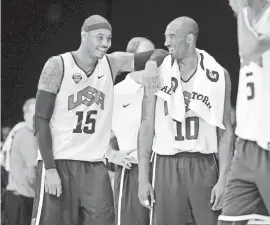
238, 5, 270, 63
9, 130, 29, 185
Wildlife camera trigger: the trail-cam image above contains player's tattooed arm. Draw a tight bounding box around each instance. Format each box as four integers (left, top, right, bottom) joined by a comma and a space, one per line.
137, 90, 157, 182
108, 49, 168, 82
107, 52, 135, 81
237, 5, 270, 63
217, 68, 234, 180
35, 56, 63, 170
38, 56, 63, 93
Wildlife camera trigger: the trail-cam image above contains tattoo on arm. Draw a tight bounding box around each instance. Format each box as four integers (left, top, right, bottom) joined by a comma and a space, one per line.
38, 56, 63, 94
109, 52, 134, 79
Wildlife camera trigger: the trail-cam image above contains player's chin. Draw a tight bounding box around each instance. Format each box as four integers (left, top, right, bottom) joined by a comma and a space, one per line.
95, 50, 107, 59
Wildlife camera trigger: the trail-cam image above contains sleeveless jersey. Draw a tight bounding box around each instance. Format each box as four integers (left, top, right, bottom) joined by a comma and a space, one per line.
153, 56, 218, 155
41, 52, 114, 161
235, 50, 270, 150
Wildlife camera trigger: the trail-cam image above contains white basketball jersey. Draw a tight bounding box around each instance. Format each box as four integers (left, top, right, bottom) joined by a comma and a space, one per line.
153, 66, 218, 155
112, 75, 143, 163
235, 50, 270, 150
40, 52, 114, 161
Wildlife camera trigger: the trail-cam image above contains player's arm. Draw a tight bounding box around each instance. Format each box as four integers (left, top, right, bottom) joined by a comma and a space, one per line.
211, 69, 234, 210
238, 6, 270, 63
34, 56, 63, 170
34, 56, 63, 196
217, 69, 234, 181
138, 90, 156, 183
137, 89, 157, 209
108, 49, 168, 82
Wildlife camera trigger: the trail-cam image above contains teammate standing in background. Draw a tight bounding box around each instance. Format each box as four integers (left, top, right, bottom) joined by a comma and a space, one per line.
110, 37, 155, 225
219, 1, 270, 224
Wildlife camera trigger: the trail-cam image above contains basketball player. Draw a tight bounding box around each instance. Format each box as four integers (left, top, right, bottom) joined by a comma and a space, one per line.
31, 15, 161, 225
111, 37, 155, 225
218, 1, 270, 224
137, 17, 234, 225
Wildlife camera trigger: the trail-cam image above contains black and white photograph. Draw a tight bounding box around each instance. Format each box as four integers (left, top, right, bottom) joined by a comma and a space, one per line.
1, 0, 270, 225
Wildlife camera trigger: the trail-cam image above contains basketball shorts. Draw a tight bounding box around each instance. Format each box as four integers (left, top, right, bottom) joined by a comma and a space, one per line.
31, 160, 114, 225
4, 191, 34, 225
218, 138, 270, 225
151, 152, 219, 225
114, 164, 150, 225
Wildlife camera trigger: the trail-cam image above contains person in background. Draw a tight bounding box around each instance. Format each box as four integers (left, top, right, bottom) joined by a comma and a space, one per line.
111, 37, 155, 225
4, 98, 38, 225
219, 1, 270, 224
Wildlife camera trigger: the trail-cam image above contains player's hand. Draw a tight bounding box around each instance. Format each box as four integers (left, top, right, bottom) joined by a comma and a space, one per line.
108, 151, 133, 170
142, 61, 160, 95
45, 168, 62, 197
138, 179, 155, 209
210, 178, 226, 211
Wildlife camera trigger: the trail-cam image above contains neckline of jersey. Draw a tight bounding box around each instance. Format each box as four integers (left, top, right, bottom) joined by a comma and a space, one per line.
70, 52, 98, 78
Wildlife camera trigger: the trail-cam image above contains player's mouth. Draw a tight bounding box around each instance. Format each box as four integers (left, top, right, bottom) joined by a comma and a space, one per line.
97, 48, 107, 53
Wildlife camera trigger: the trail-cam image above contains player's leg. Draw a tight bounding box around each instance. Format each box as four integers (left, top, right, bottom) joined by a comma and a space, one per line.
152, 153, 189, 225
187, 153, 219, 225
31, 161, 79, 225
80, 161, 114, 225
255, 142, 270, 214
114, 164, 149, 225
218, 139, 269, 225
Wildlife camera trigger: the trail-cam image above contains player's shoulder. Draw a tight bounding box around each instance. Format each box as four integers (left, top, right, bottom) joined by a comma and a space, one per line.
222, 67, 231, 92
38, 55, 64, 93
43, 55, 63, 72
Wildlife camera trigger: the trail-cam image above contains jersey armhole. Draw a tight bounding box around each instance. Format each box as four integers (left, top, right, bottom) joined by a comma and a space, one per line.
57, 55, 65, 94
105, 55, 115, 85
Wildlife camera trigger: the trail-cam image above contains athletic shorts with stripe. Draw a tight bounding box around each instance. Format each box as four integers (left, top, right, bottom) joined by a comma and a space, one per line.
114, 164, 150, 225
218, 138, 270, 225
31, 160, 114, 225
151, 152, 220, 225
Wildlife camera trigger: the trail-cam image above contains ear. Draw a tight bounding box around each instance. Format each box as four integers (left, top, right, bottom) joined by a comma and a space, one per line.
187, 33, 194, 44
81, 30, 88, 42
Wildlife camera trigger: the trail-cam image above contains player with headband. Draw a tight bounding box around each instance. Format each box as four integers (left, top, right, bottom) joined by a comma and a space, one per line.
31, 15, 165, 225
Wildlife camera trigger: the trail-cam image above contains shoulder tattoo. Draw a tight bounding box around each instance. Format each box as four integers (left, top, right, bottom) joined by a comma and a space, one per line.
38, 56, 63, 94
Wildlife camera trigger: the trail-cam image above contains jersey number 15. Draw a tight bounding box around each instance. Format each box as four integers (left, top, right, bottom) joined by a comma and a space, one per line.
73, 110, 97, 134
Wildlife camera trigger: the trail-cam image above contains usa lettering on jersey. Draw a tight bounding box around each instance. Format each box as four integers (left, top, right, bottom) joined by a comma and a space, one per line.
68, 86, 105, 110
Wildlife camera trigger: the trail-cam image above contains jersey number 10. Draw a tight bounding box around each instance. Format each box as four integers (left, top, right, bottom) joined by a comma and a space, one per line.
73, 110, 97, 134
175, 117, 199, 141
